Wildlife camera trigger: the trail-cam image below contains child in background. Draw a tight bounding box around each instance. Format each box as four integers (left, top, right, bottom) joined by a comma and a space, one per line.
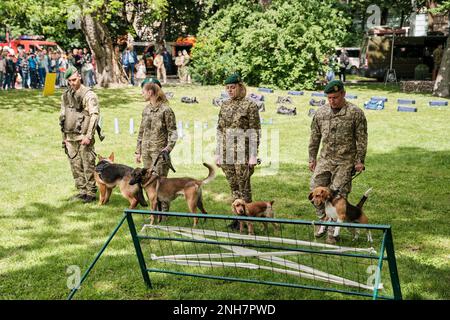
135, 59, 147, 86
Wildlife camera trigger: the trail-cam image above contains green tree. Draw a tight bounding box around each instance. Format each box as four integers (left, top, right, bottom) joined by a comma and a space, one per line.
191, 0, 351, 89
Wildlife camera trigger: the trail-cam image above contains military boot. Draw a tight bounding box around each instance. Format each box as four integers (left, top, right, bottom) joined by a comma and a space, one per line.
83, 195, 96, 203
69, 193, 86, 201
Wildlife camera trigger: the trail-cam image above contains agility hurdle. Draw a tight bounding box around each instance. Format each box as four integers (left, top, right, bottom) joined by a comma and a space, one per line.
68, 210, 401, 300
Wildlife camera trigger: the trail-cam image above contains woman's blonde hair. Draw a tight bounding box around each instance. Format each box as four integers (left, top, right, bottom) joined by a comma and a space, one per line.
234, 82, 247, 99
143, 83, 168, 105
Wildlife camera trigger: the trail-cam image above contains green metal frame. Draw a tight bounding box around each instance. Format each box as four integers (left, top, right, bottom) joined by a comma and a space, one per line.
67, 209, 402, 300
125, 209, 402, 300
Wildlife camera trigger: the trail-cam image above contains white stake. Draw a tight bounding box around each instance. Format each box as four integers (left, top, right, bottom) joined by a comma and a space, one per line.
129, 118, 134, 135
114, 118, 119, 134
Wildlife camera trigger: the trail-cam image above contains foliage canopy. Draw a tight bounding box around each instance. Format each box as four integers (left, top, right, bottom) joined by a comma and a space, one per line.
190, 0, 351, 90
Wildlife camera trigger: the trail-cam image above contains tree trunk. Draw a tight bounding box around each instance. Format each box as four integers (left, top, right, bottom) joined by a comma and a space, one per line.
381, 8, 389, 26
80, 13, 127, 88
426, 0, 437, 32
433, 37, 450, 97
155, 20, 166, 52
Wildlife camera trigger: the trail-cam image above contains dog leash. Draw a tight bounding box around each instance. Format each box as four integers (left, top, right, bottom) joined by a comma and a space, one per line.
334, 168, 365, 197
243, 158, 261, 193
150, 150, 176, 173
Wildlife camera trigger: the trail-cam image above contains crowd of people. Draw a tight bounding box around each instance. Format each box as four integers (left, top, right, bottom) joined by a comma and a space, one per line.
0, 47, 96, 90
0, 43, 194, 90
121, 45, 192, 86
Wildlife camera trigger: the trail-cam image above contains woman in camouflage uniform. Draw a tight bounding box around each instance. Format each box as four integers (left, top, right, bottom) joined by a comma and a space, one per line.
215, 74, 261, 228
135, 78, 178, 211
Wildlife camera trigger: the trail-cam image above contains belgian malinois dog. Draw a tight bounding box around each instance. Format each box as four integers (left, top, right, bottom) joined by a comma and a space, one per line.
94, 152, 147, 208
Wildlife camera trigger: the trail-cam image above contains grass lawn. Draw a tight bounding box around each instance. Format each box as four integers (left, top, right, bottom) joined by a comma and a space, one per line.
0, 83, 449, 300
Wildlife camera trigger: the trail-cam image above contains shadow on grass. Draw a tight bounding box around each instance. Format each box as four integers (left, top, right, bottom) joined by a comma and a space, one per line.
1, 147, 449, 299
0, 87, 143, 113
0, 89, 60, 113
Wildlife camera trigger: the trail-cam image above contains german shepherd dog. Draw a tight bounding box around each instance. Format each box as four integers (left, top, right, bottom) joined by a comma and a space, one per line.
94, 153, 147, 208
129, 163, 215, 226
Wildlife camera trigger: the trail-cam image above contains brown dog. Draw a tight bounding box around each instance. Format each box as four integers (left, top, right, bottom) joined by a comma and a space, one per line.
94, 153, 147, 208
231, 199, 279, 235
129, 163, 215, 226
308, 187, 373, 242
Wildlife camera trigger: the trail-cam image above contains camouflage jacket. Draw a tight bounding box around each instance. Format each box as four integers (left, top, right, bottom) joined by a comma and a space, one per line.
309, 100, 367, 164
136, 102, 178, 155
60, 85, 99, 142
216, 97, 261, 164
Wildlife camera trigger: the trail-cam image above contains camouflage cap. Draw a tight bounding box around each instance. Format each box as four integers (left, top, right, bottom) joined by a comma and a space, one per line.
324, 80, 344, 94
224, 73, 242, 85
141, 77, 162, 88
64, 66, 78, 80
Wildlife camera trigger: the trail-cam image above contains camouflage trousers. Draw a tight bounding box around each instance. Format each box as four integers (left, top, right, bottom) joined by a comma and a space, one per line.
66, 140, 97, 197
221, 164, 255, 203
143, 151, 170, 211
310, 160, 354, 219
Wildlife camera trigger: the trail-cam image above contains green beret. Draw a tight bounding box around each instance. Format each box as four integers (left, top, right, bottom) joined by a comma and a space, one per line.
324, 80, 344, 94
224, 73, 242, 85
141, 77, 162, 88
64, 66, 78, 80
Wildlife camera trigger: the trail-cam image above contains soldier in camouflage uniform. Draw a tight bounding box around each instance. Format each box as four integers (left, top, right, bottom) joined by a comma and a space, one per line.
60, 66, 100, 203
215, 73, 261, 229
135, 77, 178, 211
308, 80, 368, 244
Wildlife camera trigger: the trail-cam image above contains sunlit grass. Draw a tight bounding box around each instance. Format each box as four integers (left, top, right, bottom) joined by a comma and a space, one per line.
0, 84, 449, 300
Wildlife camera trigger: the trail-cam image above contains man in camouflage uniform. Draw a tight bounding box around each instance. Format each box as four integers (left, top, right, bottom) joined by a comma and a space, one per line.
215, 73, 261, 229
135, 77, 178, 211
60, 66, 100, 203
308, 80, 368, 244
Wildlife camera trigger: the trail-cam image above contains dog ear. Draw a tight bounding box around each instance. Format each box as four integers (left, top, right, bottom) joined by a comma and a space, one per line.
109, 152, 115, 162
308, 192, 313, 201
98, 154, 104, 160
270, 200, 274, 206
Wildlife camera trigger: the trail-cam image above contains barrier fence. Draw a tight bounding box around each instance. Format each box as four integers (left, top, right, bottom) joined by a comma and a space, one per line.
68, 209, 402, 300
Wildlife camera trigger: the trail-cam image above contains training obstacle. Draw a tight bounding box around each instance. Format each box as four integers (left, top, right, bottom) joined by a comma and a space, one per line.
346, 94, 358, 99
397, 106, 417, 112
249, 93, 265, 101
397, 99, 415, 105
311, 92, 326, 97
258, 87, 274, 93
364, 100, 385, 110
309, 99, 325, 107
371, 96, 388, 102
429, 101, 448, 106
67, 209, 403, 300
287, 91, 304, 96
